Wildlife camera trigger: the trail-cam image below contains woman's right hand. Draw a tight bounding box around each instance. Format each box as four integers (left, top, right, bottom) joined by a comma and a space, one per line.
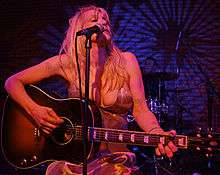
30, 105, 63, 135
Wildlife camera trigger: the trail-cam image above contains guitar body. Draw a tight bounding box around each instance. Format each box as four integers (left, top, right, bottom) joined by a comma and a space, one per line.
1, 85, 102, 169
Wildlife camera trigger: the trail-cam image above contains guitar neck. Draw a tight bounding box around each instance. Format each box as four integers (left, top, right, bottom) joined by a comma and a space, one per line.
74, 126, 188, 149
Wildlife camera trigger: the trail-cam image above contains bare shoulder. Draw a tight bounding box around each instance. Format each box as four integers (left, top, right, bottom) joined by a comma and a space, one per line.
57, 54, 70, 65
34, 53, 72, 80
46, 54, 75, 81
122, 51, 136, 60
47, 54, 69, 67
122, 52, 140, 73
45, 54, 72, 72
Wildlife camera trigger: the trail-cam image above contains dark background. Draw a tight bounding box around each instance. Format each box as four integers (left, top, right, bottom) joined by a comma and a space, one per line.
0, 0, 220, 174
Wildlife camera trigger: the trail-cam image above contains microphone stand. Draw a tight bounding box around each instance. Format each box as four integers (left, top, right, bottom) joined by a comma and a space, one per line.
173, 31, 182, 132
82, 35, 92, 175
76, 26, 103, 175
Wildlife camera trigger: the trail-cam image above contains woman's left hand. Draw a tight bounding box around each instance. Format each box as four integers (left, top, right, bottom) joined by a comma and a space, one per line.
155, 130, 178, 158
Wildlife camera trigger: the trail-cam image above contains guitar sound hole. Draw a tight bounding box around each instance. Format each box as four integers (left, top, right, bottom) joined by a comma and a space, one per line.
51, 117, 74, 145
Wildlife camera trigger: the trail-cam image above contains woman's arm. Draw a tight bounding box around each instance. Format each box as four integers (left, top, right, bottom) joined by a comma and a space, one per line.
123, 52, 161, 133
4, 55, 68, 134
123, 52, 177, 157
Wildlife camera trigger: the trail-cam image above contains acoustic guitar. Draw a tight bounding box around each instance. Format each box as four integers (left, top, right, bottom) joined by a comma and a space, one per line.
1, 85, 219, 170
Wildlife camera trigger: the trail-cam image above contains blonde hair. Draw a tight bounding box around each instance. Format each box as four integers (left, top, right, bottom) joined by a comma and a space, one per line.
59, 6, 128, 91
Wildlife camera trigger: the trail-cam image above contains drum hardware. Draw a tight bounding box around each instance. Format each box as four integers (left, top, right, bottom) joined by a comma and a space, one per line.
148, 97, 159, 113
147, 98, 168, 124
129, 146, 174, 175
153, 155, 175, 175
143, 71, 178, 125
166, 87, 192, 134
175, 103, 187, 134
142, 72, 179, 81
126, 114, 135, 123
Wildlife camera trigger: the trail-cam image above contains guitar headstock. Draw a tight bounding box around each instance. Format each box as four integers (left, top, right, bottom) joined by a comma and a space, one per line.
188, 128, 220, 157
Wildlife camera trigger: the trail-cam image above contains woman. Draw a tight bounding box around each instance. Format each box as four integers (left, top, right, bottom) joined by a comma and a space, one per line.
4, 6, 177, 175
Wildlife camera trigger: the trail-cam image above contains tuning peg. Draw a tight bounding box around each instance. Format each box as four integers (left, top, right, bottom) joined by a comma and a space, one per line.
207, 127, 213, 132
208, 134, 212, 138
206, 153, 213, 158
207, 147, 212, 152
31, 155, 37, 162
207, 128, 213, 138
196, 146, 201, 151
20, 158, 27, 166
196, 127, 202, 137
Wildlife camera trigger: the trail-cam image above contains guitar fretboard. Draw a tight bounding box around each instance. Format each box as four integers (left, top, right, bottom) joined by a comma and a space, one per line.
74, 126, 188, 149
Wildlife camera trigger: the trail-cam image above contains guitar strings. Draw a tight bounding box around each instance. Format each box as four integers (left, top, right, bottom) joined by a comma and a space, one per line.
73, 129, 220, 151
54, 126, 220, 151
74, 128, 181, 145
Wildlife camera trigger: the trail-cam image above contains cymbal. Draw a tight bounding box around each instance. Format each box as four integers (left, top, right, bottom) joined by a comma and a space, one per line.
166, 88, 191, 93
142, 72, 178, 81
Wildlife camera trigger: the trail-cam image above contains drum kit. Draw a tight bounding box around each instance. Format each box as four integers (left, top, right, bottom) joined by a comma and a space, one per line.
143, 71, 179, 126
127, 70, 181, 130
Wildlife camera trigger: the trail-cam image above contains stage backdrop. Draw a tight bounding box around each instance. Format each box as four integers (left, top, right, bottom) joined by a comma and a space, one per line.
0, 0, 220, 172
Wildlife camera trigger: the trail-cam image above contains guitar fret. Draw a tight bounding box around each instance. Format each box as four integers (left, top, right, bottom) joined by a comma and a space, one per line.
144, 136, 149, 143
105, 131, 108, 140
130, 134, 135, 142
160, 137, 165, 144
93, 130, 97, 140
119, 133, 123, 141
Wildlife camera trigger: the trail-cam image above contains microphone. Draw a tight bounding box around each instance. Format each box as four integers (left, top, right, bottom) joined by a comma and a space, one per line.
76, 24, 104, 36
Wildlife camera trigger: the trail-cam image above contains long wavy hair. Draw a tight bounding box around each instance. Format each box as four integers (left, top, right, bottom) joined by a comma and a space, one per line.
59, 6, 128, 91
